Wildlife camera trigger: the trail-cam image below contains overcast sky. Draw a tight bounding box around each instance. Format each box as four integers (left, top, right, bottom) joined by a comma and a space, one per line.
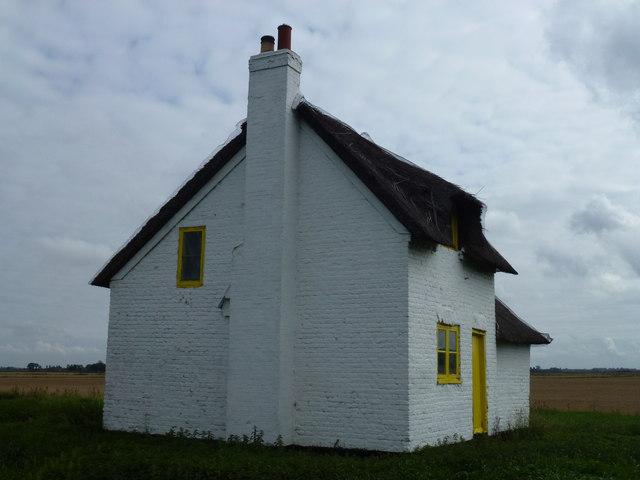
1, 0, 639, 369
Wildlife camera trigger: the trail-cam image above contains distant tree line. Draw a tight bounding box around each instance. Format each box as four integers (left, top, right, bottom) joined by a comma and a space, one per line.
18, 361, 106, 373
531, 366, 639, 373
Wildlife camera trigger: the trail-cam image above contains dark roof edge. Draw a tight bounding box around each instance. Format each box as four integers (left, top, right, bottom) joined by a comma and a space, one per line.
296, 100, 428, 238
91, 123, 247, 288
495, 297, 552, 345
296, 99, 517, 275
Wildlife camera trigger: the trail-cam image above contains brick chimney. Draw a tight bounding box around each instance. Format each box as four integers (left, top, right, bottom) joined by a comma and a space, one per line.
226, 25, 301, 444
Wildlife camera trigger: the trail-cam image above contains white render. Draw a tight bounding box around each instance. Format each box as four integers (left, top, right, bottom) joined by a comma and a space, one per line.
408, 245, 497, 447
495, 343, 532, 431
226, 49, 301, 444
104, 155, 245, 437
294, 123, 411, 451
101, 46, 535, 452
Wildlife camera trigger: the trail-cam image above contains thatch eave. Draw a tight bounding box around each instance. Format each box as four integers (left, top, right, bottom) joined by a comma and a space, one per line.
296, 99, 517, 275
495, 297, 552, 345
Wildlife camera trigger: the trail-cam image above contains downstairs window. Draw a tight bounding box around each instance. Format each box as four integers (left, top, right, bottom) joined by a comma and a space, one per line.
437, 323, 461, 384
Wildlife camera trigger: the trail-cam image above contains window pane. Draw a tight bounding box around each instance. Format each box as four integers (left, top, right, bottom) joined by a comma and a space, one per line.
183, 231, 202, 255
449, 331, 457, 352
438, 353, 446, 375
449, 354, 457, 375
438, 329, 446, 350
181, 256, 201, 281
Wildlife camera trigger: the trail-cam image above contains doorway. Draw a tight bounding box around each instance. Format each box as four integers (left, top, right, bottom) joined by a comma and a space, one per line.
472, 329, 487, 434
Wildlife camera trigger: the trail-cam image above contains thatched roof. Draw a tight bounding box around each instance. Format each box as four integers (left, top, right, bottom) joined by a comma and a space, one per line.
92, 99, 516, 288
495, 297, 552, 345
296, 100, 517, 274
91, 123, 247, 288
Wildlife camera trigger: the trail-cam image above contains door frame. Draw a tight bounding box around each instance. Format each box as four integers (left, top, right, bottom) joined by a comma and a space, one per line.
472, 329, 488, 434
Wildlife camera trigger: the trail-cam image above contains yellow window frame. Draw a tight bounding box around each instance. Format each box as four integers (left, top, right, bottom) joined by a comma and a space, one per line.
177, 226, 205, 288
437, 323, 461, 384
451, 212, 459, 250
444, 212, 460, 251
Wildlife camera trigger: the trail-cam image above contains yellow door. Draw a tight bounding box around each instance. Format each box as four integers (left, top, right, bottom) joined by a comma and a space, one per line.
472, 330, 488, 434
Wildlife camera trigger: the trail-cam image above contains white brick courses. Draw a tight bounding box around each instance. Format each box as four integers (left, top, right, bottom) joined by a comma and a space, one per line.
102, 46, 533, 452
408, 244, 497, 448
104, 158, 245, 437
294, 123, 411, 451
495, 343, 531, 430
225, 49, 301, 443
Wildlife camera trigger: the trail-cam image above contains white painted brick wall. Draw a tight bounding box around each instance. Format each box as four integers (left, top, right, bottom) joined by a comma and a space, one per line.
408, 245, 497, 448
103, 158, 245, 437
226, 49, 302, 443
495, 343, 531, 430
103, 123, 512, 451
102, 46, 522, 451
103, 128, 517, 452
294, 124, 412, 452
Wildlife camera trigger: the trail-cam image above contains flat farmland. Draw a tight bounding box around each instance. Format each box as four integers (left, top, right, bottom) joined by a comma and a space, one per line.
2, 371, 639, 414
0, 372, 104, 398
531, 372, 640, 414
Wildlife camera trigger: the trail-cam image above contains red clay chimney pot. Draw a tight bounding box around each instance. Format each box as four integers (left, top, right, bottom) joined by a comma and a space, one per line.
277, 24, 292, 50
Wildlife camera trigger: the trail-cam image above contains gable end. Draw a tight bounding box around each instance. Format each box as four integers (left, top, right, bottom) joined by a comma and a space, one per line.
91, 123, 247, 288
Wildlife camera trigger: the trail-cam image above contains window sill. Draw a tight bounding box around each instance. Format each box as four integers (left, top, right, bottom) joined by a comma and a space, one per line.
437, 377, 462, 385
177, 282, 204, 288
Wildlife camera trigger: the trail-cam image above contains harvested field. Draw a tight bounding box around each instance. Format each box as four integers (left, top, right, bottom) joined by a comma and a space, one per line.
531, 372, 640, 415
2, 371, 638, 413
0, 372, 104, 398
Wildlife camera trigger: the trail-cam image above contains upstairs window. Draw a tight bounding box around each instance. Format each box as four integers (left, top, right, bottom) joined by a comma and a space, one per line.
445, 212, 460, 250
437, 323, 461, 384
451, 212, 459, 250
177, 226, 205, 288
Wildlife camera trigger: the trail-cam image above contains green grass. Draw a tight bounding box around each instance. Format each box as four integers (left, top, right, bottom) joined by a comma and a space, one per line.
1, 392, 639, 479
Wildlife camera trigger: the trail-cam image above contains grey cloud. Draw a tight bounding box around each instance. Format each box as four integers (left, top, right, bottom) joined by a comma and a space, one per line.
0, 341, 102, 368
1, 0, 639, 369
569, 195, 630, 234
535, 246, 590, 277
546, 1, 640, 115
36, 237, 113, 268
568, 195, 640, 277
615, 238, 640, 276
532, 334, 640, 369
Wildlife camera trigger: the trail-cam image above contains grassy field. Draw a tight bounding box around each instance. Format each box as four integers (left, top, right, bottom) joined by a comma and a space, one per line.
1, 392, 639, 479
530, 372, 640, 415
0, 372, 104, 398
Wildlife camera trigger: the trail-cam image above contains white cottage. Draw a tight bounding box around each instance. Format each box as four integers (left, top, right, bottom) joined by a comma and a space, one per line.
92, 26, 550, 452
